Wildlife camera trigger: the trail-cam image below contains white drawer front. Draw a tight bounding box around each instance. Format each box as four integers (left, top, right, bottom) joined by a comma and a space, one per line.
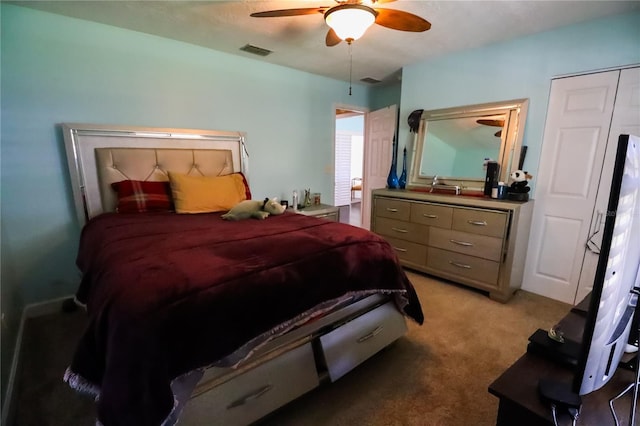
181, 343, 319, 426
320, 302, 407, 382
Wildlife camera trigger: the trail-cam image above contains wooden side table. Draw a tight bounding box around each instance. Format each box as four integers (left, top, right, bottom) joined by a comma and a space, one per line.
295, 204, 340, 222
488, 305, 639, 425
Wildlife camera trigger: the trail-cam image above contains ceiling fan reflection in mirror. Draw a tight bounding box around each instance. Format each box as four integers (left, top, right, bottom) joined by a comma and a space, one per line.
250, 0, 431, 46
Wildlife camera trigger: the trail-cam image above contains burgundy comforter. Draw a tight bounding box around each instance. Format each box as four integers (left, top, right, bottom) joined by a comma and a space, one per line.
64, 211, 423, 426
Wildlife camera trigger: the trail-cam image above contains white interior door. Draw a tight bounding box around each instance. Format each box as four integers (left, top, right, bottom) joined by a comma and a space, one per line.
575, 67, 640, 303
362, 105, 397, 229
522, 71, 620, 304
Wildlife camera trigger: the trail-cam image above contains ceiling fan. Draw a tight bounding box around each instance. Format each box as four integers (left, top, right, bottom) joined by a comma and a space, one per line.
250, 0, 431, 46
476, 117, 505, 138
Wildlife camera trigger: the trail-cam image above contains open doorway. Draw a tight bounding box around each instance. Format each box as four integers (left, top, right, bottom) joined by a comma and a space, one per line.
334, 108, 365, 227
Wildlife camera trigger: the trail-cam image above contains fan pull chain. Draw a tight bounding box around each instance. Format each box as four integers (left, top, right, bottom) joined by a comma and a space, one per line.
348, 42, 353, 96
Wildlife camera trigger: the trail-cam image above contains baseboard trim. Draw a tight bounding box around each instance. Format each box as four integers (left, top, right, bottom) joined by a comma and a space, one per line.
1, 294, 76, 426
24, 294, 77, 318
1, 309, 26, 426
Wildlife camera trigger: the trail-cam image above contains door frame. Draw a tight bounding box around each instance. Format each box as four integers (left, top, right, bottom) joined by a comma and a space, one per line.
332, 103, 369, 225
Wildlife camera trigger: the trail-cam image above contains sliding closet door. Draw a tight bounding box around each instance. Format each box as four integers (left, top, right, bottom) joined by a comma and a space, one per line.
522, 71, 620, 304
574, 67, 640, 303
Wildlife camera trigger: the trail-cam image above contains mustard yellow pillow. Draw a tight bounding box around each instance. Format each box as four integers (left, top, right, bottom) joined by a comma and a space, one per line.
168, 172, 248, 214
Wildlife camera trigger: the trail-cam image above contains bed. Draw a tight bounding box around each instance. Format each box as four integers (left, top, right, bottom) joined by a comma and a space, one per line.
61, 123, 424, 426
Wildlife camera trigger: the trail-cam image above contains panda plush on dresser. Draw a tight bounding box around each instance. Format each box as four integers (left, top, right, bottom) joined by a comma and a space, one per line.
507, 170, 533, 201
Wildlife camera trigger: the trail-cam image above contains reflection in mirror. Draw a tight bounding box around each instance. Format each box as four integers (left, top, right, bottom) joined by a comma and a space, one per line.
409, 99, 529, 194
420, 114, 505, 179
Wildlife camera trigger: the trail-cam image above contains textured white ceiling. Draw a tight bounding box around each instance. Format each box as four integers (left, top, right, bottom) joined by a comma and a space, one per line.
14, 0, 640, 84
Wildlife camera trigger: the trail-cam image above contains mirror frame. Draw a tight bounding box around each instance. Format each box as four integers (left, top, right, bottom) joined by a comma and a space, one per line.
408, 98, 529, 193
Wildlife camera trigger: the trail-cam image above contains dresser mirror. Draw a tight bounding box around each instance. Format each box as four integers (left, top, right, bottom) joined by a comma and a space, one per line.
408, 99, 529, 193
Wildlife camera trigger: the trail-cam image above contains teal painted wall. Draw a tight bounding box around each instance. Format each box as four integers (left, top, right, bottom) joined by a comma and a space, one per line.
2, 2, 639, 411
400, 12, 640, 194
0, 3, 369, 405
370, 80, 402, 111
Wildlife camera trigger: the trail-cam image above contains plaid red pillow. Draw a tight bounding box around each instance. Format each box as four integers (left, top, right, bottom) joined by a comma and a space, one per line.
111, 180, 173, 213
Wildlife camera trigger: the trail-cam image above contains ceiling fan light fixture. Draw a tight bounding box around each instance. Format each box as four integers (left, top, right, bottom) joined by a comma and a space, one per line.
325, 5, 376, 42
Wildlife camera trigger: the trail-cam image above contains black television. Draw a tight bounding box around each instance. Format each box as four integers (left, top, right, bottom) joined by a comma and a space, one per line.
572, 134, 640, 415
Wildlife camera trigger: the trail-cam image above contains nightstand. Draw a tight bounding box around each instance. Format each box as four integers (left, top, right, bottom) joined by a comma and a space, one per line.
295, 204, 340, 222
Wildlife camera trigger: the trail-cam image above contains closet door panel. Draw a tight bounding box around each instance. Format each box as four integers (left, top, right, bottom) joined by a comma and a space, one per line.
523, 71, 620, 304
575, 67, 640, 303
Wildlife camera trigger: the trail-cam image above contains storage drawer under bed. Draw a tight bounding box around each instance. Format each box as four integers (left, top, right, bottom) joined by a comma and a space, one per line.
319, 301, 408, 382
180, 343, 319, 426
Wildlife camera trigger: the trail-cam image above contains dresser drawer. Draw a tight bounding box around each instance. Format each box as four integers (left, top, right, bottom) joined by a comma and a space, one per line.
374, 217, 429, 244
313, 211, 339, 222
182, 343, 318, 426
410, 203, 453, 228
297, 204, 340, 222
320, 302, 407, 382
374, 198, 411, 221
383, 236, 428, 266
452, 208, 507, 238
427, 247, 500, 286
429, 227, 503, 262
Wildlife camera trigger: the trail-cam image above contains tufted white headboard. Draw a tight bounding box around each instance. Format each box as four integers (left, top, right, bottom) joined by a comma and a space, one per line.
63, 123, 248, 225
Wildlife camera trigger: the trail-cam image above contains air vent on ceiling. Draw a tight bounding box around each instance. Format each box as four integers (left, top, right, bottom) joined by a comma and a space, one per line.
240, 44, 272, 57
360, 77, 381, 84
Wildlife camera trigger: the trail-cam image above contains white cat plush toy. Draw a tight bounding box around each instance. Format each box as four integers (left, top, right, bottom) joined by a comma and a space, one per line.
221, 197, 286, 221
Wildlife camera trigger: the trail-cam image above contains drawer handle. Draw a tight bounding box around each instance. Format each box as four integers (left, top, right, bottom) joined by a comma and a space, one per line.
393, 247, 407, 253
467, 220, 487, 226
449, 260, 472, 269
357, 326, 384, 343
423, 214, 438, 219
391, 227, 409, 233
450, 239, 473, 247
316, 214, 329, 218
386, 208, 399, 213
227, 384, 274, 409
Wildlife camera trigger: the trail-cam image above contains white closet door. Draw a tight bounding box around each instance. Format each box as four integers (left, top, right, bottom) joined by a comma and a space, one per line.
575, 67, 640, 303
522, 71, 620, 304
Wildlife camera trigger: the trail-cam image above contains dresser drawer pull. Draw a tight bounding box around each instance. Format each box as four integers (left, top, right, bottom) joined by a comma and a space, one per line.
423, 214, 438, 219
467, 220, 488, 226
391, 227, 409, 233
357, 326, 384, 343
316, 214, 330, 218
449, 260, 472, 269
450, 239, 473, 247
227, 384, 274, 409
393, 247, 407, 253
386, 208, 399, 213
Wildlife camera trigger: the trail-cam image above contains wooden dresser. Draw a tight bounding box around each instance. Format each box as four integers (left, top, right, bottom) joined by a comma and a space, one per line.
371, 189, 534, 302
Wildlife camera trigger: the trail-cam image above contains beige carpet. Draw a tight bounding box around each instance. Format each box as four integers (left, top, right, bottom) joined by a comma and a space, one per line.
261, 270, 570, 426
13, 270, 570, 426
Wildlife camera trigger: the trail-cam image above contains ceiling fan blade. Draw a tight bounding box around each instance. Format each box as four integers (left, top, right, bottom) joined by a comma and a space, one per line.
477, 119, 505, 127
374, 8, 431, 32
250, 7, 327, 18
325, 28, 342, 47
